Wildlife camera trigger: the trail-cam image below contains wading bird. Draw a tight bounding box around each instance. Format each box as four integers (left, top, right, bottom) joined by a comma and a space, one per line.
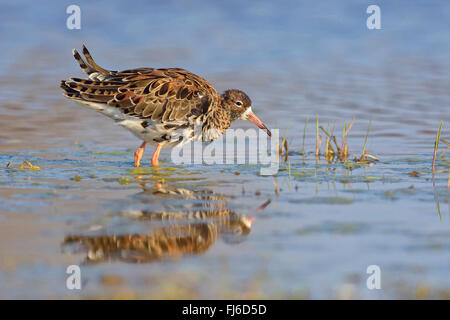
61, 45, 271, 167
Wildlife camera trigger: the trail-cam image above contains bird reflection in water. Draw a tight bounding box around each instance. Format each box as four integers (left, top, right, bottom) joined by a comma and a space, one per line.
63, 181, 270, 264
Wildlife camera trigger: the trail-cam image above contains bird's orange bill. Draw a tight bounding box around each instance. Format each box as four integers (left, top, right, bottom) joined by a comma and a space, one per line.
247, 111, 272, 136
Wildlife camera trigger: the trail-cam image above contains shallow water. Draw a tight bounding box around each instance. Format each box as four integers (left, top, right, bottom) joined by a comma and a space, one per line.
0, 1, 449, 299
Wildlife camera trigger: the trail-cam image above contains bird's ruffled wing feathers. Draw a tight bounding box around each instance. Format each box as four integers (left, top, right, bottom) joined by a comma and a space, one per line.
61, 45, 219, 122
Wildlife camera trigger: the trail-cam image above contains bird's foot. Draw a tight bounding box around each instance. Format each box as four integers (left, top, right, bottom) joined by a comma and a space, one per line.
134, 142, 147, 167
151, 158, 159, 167
150, 144, 162, 167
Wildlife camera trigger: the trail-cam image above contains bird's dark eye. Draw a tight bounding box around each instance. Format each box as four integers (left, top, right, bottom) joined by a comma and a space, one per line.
235, 101, 243, 107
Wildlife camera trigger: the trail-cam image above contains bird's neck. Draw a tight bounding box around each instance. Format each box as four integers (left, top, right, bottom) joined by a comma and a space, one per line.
202, 102, 232, 141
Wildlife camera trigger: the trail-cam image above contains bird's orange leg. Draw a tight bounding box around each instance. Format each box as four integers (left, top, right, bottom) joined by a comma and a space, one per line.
151, 144, 162, 167
134, 141, 147, 167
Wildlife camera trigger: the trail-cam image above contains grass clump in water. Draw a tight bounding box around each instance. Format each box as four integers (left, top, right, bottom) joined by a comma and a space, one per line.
19, 160, 40, 171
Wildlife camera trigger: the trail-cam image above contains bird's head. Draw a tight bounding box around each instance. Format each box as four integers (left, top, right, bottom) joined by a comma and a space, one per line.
221, 89, 271, 136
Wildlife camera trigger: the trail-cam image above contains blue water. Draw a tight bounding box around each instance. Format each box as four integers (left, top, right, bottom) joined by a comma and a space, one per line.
0, 0, 449, 299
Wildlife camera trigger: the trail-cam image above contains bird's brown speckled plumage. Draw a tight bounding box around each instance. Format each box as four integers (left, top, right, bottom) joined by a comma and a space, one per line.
60, 45, 271, 166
